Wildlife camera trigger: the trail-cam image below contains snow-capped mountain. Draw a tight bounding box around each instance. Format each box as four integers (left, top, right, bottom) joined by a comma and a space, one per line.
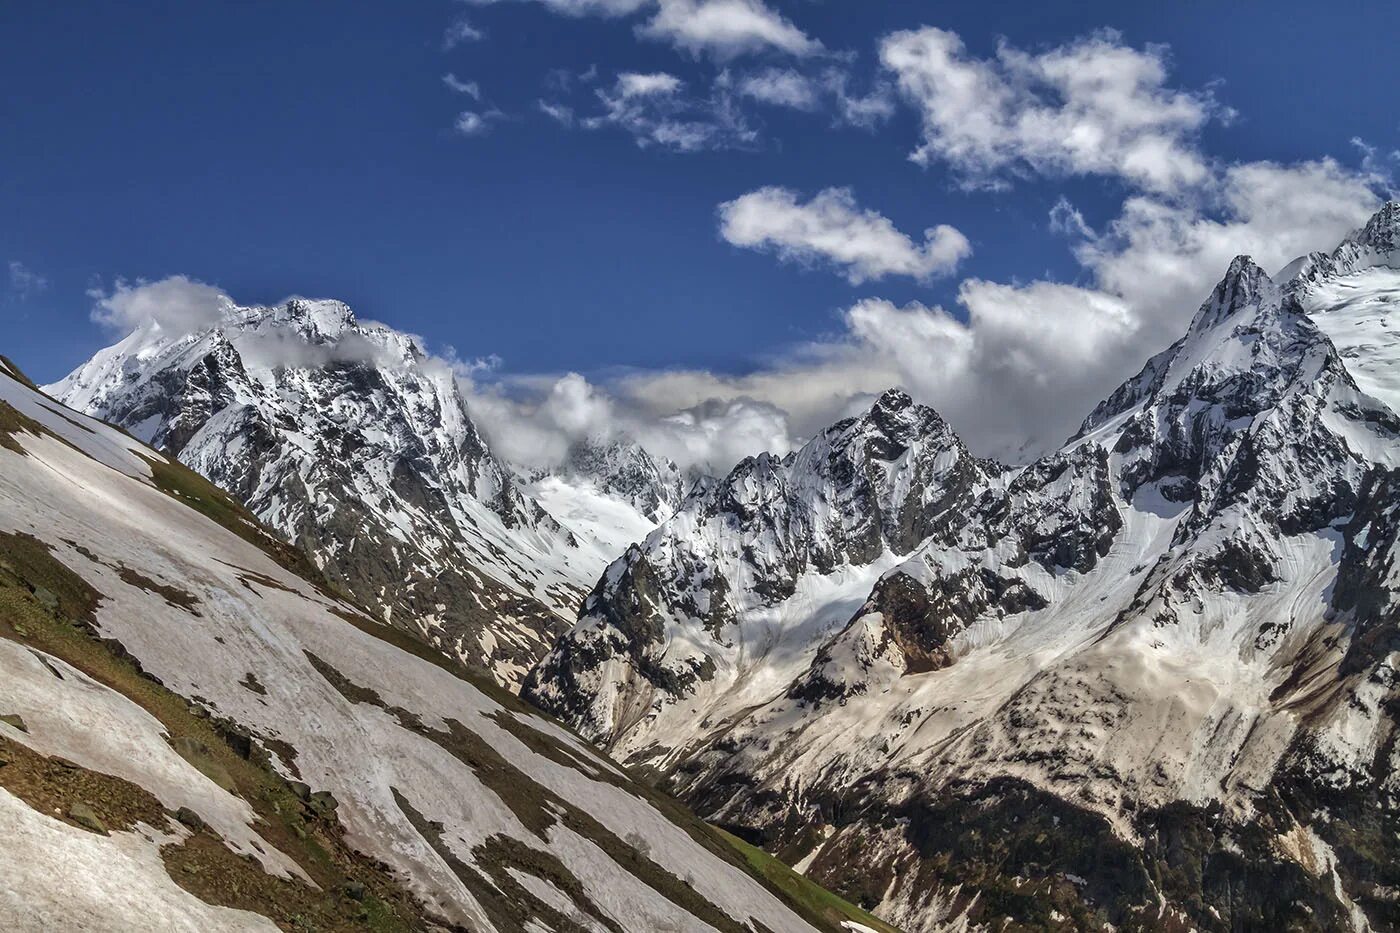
527, 205, 1400, 931
523, 438, 687, 568
0, 358, 851, 932
524, 390, 996, 766
48, 299, 661, 690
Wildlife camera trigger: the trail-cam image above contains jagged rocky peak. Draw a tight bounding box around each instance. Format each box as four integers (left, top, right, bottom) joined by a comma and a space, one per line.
1186, 254, 1279, 332
523, 387, 996, 758
1282, 199, 1400, 290
563, 436, 685, 522
1356, 198, 1400, 253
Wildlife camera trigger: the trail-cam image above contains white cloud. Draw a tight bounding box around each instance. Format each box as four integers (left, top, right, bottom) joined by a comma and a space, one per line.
538, 100, 575, 125
718, 186, 971, 283
454, 110, 503, 136
616, 157, 1380, 465
736, 68, 819, 109
7, 261, 48, 298
1350, 137, 1397, 194
460, 0, 818, 59
443, 17, 485, 49
462, 0, 649, 15
443, 73, 481, 99
90, 276, 232, 335
1048, 197, 1094, 238
578, 71, 755, 151
616, 71, 683, 97
639, 0, 820, 59
880, 27, 1220, 192
460, 370, 796, 475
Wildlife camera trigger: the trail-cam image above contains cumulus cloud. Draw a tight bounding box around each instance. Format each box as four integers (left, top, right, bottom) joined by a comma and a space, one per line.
639, 0, 820, 59
880, 27, 1222, 192
537, 100, 575, 125
718, 186, 971, 283
7, 261, 47, 298
460, 371, 796, 475
90, 276, 232, 335
730, 67, 894, 127
616, 71, 683, 97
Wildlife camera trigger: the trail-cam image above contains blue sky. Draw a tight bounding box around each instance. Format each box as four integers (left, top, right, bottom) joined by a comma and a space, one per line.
2, 1, 1396, 465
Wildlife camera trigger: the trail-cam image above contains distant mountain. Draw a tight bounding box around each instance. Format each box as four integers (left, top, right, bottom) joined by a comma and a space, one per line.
48, 300, 667, 690
522, 437, 688, 567
526, 204, 1400, 932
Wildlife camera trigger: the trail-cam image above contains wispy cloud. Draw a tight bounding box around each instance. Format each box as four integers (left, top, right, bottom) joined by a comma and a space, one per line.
443, 17, 485, 49
453, 109, 504, 136
443, 73, 481, 99
7, 261, 48, 299
566, 70, 757, 151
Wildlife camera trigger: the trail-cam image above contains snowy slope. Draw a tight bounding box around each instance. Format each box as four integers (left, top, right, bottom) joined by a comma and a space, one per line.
0, 360, 833, 932
528, 205, 1400, 932
47, 300, 657, 691
523, 438, 687, 570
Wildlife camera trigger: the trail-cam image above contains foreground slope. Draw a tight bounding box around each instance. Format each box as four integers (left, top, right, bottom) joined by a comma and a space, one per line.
47, 300, 668, 690
0, 358, 838, 933
530, 206, 1400, 931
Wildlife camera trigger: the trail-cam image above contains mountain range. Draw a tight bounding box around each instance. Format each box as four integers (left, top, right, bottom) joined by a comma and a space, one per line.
30, 202, 1400, 931
524, 204, 1400, 931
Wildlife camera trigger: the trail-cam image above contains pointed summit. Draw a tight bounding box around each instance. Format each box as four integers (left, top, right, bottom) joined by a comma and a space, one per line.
1188, 255, 1279, 334
872, 387, 914, 413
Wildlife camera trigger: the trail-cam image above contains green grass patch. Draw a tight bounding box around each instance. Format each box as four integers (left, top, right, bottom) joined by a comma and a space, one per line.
714, 828, 903, 933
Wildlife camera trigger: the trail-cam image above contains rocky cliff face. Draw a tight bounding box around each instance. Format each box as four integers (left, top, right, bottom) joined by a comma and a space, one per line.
48, 299, 647, 690
528, 205, 1400, 931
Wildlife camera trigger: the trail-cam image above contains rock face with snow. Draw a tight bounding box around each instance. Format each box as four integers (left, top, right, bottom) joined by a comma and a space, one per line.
528, 205, 1400, 931
524, 389, 996, 767
48, 300, 655, 690
0, 359, 836, 932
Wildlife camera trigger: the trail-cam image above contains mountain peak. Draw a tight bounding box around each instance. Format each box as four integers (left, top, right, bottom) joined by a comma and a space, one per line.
872, 387, 913, 413
1188, 254, 1278, 333
1356, 200, 1400, 254
259, 297, 358, 342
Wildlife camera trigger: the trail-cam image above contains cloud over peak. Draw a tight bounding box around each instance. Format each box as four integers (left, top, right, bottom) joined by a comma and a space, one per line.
90, 276, 232, 335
